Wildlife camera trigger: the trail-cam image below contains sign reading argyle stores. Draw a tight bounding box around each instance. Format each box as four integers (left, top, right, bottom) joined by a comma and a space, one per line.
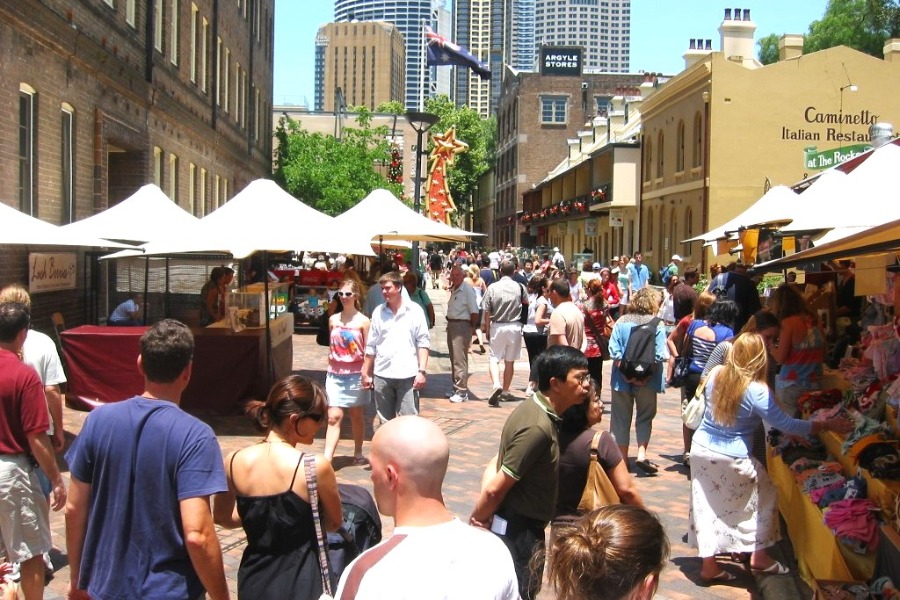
540, 47, 583, 77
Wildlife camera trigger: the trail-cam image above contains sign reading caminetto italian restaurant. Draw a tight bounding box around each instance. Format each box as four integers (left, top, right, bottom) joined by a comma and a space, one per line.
782, 106, 878, 170
29, 253, 77, 293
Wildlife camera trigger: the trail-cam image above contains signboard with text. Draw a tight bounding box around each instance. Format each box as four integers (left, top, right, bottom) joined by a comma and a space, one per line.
29, 253, 77, 293
540, 47, 583, 77
585, 219, 598, 237
609, 210, 624, 228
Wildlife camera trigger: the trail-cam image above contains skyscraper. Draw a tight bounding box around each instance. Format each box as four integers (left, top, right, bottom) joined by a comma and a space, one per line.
334, 0, 441, 109
534, 0, 631, 72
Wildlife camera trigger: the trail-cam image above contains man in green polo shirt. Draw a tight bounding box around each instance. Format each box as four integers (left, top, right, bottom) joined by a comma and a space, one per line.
470, 345, 589, 600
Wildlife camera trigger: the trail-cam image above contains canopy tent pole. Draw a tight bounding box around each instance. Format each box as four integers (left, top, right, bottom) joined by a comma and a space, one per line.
263, 250, 274, 385
142, 257, 150, 325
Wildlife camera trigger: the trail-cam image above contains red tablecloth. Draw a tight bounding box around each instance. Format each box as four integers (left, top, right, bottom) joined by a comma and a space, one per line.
61, 325, 271, 415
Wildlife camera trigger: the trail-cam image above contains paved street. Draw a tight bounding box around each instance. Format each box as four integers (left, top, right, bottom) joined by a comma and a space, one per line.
41, 285, 800, 599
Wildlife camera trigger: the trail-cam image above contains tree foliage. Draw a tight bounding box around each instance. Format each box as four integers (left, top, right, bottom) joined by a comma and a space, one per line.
375, 100, 405, 115
273, 108, 401, 216
422, 95, 496, 218
757, 33, 781, 65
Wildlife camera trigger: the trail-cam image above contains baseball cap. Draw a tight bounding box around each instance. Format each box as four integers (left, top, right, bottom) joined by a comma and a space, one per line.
612, 256, 619, 262
592, 262, 601, 270
671, 254, 683, 261
553, 247, 560, 252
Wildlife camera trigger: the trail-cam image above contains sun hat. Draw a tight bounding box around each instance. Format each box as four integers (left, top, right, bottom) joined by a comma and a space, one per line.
671, 254, 683, 261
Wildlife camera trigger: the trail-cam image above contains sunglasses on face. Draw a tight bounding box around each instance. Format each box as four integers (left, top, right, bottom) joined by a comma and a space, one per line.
336, 292, 354, 298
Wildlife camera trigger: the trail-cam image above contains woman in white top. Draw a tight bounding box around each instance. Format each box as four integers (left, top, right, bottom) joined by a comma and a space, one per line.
523, 276, 554, 397
467, 264, 488, 353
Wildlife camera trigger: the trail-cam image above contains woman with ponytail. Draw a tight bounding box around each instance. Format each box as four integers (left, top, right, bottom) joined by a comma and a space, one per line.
546, 505, 669, 600
689, 333, 852, 584
214, 375, 342, 599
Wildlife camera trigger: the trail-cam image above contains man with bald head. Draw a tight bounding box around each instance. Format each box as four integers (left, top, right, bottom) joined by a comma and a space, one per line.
335, 416, 518, 600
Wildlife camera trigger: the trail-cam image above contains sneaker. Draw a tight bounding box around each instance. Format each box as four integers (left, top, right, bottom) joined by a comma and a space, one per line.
683, 453, 691, 468
449, 393, 468, 403
6, 562, 19, 582
488, 388, 503, 408
500, 391, 517, 402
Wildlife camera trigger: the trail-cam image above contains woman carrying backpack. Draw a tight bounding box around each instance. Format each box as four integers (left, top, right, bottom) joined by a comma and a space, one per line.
608, 288, 669, 475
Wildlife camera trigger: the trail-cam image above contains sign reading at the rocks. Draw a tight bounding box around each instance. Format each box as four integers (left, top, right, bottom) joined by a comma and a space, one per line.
540, 47, 583, 76
29, 253, 77, 293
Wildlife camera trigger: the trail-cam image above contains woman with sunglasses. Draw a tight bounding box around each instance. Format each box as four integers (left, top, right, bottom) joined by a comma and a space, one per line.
214, 375, 341, 599
324, 279, 371, 464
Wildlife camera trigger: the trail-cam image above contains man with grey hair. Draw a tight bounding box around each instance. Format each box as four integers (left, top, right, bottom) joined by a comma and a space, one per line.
481, 260, 528, 407
445, 266, 480, 403
335, 416, 518, 599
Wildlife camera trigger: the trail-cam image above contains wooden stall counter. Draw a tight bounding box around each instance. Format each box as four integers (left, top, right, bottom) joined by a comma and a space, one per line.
61, 315, 293, 415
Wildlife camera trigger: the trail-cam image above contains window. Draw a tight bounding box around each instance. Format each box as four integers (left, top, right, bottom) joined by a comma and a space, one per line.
154, 0, 163, 51
214, 174, 220, 209
19, 85, 36, 216
254, 88, 260, 142
646, 207, 654, 253
103, 0, 114, 7
170, 0, 179, 65
199, 168, 207, 215
200, 18, 209, 92
540, 95, 567, 124
216, 37, 222, 105
190, 4, 198, 83
126, 0, 136, 27
61, 104, 75, 223
643, 136, 652, 181
240, 69, 247, 128
168, 154, 178, 203
223, 48, 230, 112
683, 207, 693, 256
656, 132, 664, 179
692, 112, 703, 169
676, 120, 685, 172
222, 178, 229, 204
235, 64, 241, 123
595, 95, 611, 118
153, 147, 163, 186
188, 163, 196, 214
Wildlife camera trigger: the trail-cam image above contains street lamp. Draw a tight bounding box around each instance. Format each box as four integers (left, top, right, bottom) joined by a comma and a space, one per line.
839, 83, 858, 152
405, 110, 440, 283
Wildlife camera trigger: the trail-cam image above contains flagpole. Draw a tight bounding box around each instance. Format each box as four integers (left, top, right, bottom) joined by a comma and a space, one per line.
420, 19, 427, 111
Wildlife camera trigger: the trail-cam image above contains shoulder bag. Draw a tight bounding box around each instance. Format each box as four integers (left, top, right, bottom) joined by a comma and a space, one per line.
682, 365, 721, 430
668, 321, 694, 388
581, 305, 611, 361
303, 454, 335, 599
577, 431, 621, 513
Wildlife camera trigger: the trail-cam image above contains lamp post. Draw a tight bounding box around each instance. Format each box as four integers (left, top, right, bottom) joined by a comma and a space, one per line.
839, 83, 858, 152
405, 110, 440, 284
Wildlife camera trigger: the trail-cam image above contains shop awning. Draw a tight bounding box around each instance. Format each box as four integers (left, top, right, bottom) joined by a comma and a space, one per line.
0, 202, 132, 248
684, 185, 798, 244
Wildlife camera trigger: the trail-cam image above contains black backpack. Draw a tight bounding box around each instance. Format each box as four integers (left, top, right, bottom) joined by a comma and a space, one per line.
325, 483, 383, 586
618, 317, 661, 385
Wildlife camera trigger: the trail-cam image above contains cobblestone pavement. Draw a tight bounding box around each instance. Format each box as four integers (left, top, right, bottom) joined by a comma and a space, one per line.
41, 284, 786, 599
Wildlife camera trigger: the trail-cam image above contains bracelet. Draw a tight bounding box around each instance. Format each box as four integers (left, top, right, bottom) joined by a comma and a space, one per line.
418, 369, 427, 375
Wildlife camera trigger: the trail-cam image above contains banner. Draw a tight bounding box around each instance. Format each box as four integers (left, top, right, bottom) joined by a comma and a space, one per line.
803, 144, 871, 171
609, 210, 623, 228
585, 219, 597, 237
29, 253, 77, 293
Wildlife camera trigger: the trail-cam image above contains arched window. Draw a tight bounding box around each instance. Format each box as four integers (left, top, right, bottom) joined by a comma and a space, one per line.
683, 207, 693, 256
646, 206, 654, 253
676, 120, 685, 173
669, 206, 678, 259
643, 136, 652, 181
656, 131, 664, 179
692, 112, 703, 169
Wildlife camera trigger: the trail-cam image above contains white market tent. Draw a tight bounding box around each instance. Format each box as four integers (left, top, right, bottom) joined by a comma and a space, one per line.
781, 142, 900, 232
60, 184, 199, 243
105, 179, 375, 258
333, 188, 483, 243
0, 202, 132, 248
684, 185, 798, 244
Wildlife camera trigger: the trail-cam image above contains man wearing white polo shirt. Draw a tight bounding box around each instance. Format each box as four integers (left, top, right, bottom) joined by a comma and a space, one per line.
362, 272, 431, 422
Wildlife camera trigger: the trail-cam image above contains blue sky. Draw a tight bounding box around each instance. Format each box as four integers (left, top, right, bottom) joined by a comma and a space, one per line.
273, 0, 830, 107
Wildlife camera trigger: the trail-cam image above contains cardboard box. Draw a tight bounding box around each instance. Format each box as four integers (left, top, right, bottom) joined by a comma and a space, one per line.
813, 579, 872, 600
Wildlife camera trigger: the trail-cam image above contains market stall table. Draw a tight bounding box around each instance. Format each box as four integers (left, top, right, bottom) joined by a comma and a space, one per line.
61, 322, 293, 415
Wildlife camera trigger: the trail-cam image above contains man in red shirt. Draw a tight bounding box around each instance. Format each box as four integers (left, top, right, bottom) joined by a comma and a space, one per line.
0, 302, 66, 598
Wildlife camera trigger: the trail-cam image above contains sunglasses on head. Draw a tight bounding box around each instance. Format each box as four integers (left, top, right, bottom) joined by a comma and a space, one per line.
336, 291, 354, 297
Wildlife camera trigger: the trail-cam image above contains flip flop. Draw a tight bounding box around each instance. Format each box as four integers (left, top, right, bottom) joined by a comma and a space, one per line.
751, 561, 790, 576
699, 570, 738, 586
634, 459, 659, 474
353, 456, 369, 466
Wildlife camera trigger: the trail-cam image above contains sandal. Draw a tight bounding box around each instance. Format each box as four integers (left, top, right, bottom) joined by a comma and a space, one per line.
751, 561, 790, 576
699, 570, 738, 586
353, 455, 369, 466
634, 459, 659, 474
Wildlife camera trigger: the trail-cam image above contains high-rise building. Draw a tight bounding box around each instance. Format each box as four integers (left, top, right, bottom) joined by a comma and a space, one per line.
314, 22, 406, 112
534, 0, 631, 72
454, 0, 535, 116
335, 0, 446, 109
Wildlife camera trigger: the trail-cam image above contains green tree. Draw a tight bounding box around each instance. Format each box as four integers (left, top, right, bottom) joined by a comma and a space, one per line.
757, 33, 781, 65
805, 0, 900, 57
375, 100, 405, 115
422, 95, 496, 223
273, 110, 401, 215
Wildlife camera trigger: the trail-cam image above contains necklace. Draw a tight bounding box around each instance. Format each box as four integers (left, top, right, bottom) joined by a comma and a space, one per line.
262, 437, 294, 446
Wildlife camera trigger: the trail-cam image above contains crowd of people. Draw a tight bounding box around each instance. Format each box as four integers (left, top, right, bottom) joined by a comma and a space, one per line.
0, 243, 846, 599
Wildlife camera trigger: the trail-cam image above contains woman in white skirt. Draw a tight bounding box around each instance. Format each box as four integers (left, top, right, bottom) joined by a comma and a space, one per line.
323, 279, 371, 464
688, 332, 852, 584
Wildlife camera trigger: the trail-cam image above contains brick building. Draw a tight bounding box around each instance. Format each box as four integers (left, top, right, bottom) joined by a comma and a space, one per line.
0, 0, 274, 328
495, 67, 646, 246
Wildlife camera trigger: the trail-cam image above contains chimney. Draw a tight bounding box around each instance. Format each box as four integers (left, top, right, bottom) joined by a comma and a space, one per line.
884, 38, 900, 62
719, 8, 757, 67
778, 34, 804, 61
567, 138, 580, 161
683, 37, 714, 70
592, 115, 608, 143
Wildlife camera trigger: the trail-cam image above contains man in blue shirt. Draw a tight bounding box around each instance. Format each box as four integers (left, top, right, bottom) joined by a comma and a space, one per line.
628, 251, 651, 294
65, 319, 229, 600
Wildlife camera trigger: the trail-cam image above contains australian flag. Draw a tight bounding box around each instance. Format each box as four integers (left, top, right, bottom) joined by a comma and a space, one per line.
425, 26, 491, 80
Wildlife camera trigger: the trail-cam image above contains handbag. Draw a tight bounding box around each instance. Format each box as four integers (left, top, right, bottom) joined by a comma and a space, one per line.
303, 454, 335, 598
577, 431, 621, 513
581, 305, 611, 361
682, 366, 720, 430
519, 284, 529, 325
668, 322, 695, 388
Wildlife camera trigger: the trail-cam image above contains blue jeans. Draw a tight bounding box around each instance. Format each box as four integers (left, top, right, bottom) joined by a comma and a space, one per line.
373, 376, 418, 422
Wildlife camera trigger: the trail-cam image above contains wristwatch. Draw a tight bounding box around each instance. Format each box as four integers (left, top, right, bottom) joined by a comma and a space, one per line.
418, 369, 427, 375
